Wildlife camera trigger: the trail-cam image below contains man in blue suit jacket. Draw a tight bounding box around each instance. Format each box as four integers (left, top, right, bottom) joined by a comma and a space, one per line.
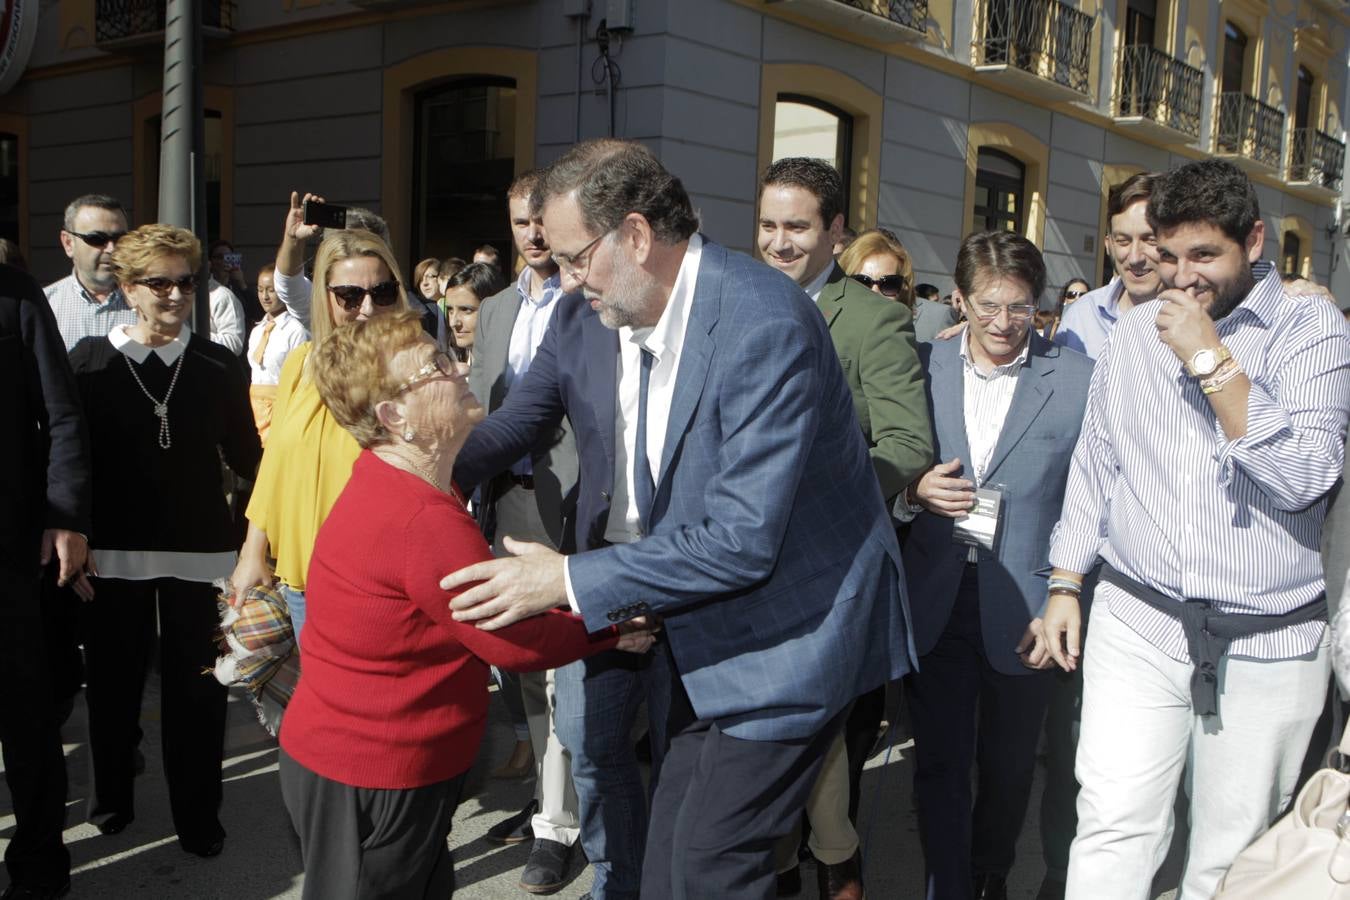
903, 232, 1093, 900
445, 139, 914, 900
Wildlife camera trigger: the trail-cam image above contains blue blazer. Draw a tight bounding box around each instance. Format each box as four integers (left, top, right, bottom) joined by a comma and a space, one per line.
903, 333, 1094, 675
456, 240, 916, 741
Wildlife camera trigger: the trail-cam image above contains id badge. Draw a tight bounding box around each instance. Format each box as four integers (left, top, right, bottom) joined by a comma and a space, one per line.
952, 484, 1004, 551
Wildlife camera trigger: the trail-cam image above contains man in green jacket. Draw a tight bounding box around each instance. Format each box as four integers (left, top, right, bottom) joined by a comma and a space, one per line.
758, 157, 932, 900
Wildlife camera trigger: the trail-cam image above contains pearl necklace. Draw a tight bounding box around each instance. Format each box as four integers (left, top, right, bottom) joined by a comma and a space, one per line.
124, 349, 186, 450
383, 450, 465, 509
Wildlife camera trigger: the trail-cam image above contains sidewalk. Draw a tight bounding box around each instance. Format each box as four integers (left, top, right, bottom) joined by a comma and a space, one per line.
0, 679, 1181, 898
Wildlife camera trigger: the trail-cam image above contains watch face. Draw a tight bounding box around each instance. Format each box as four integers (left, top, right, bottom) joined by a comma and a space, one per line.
1192, 349, 1217, 376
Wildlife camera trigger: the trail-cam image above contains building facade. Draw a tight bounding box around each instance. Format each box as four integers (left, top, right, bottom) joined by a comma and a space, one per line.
6, 0, 1350, 306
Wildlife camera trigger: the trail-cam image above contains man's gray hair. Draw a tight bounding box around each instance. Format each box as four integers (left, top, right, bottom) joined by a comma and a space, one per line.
64, 194, 126, 231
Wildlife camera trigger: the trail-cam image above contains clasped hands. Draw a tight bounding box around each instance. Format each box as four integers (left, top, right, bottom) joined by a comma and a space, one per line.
440, 536, 660, 653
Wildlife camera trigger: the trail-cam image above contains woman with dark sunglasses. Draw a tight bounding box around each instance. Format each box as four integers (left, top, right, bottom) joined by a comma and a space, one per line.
67, 224, 262, 857
230, 230, 410, 648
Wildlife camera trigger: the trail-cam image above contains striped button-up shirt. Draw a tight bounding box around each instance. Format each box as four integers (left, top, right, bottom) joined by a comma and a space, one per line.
45, 271, 138, 352
1050, 262, 1350, 663
961, 329, 1028, 485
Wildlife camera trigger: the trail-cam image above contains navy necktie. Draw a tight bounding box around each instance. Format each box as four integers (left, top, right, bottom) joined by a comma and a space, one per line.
634, 348, 656, 533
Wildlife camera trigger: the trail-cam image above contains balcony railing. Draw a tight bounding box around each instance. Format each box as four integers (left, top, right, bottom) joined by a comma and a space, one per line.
1114, 44, 1203, 140
95, 0, 235, 45
975, 0, 1094, 96
828, 0, 928, 32
1214, 92, 1284, 170
1288, 127, 1346, 192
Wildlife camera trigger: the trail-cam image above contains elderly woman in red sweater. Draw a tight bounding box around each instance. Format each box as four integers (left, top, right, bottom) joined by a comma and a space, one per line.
279, 311, 653, 899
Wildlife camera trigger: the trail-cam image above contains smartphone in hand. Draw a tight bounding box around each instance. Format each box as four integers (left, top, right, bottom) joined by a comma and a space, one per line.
302, 199, 348, 230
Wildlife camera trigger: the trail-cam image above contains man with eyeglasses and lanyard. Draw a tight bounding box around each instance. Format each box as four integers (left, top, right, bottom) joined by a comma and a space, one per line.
903, 231, 1093, 900
758, 157, 930, 899
46, 194, 135, 352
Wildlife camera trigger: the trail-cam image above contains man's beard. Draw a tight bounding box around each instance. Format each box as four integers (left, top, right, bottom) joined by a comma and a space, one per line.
1205, 268, 1255, 322
592, 247, 659, 329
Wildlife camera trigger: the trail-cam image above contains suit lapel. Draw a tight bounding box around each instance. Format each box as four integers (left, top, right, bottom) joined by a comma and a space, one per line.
583, 311, 620, 480
982, 335, 1055, 482
656, 240, 723, 492
930, 341, 973, 469
485, 290, 522, 410
816, 263, 847, 329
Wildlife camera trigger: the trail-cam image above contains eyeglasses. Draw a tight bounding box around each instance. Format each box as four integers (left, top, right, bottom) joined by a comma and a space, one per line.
1064, 289, 1087, 299
553, 228, 614, 282
134, 275, 198, 297
67, 230, 128, 248
851, 273, 906, 298
328, 281, 401, 310
971, 301, 1038, 322
395, 350, 459, 394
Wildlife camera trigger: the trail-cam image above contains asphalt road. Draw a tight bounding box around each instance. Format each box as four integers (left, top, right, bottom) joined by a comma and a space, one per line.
0, 679, 1183, 899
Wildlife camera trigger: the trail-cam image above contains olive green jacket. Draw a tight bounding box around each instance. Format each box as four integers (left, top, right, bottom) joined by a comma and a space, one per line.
816, 263, 933, 501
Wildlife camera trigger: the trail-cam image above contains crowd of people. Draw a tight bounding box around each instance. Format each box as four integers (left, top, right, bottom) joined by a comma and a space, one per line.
1, 140, 1348, 900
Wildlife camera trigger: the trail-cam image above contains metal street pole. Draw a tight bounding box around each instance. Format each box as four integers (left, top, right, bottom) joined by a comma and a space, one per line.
158, 0, 209, 336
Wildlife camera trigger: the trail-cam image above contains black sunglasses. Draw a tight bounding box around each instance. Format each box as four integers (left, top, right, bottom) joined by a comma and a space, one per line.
1065, 289, 1087, 299
134, 275, 198, 297
328, 281, 401, 310
851, 273, 906, 297
67, 230, 128, 248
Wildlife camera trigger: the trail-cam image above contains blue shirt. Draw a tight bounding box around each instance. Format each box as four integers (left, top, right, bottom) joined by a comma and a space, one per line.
1053, 277, 1125, 360
1050, 262, 1350, 662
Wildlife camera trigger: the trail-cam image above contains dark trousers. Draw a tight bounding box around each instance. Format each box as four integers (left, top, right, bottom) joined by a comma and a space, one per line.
640, 642, 845, 900
83, 576, 227, 845
908, 567, 1053, 900
0, 565, 70, 891
843, 683, 886, 823
279, 748, 466, 900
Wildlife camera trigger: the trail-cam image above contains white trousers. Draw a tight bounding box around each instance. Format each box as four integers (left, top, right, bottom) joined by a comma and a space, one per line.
495, 484, 580, 845
1067, 606, 1329, 900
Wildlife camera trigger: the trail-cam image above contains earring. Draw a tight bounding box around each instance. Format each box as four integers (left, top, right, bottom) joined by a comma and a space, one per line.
403, 430, 414, 442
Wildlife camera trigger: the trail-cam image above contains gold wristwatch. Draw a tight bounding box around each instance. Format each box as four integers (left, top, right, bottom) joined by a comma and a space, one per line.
1185, 345, 1232, 378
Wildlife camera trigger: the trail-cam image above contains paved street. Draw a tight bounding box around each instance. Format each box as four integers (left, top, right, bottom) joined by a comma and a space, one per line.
1, 679, 1183, 898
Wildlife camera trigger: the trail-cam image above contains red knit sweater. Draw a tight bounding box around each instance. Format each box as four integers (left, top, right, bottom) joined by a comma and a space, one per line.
280, 451, 617, 789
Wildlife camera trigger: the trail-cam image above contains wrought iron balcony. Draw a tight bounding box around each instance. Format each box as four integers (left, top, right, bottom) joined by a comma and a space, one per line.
1288, 127, 1346, 193
1214, 92, 1284, 171
761, 0, 929, 40
974, 0, 1094, 99
95, 0, 235, 48
1113, 44, 1203, 142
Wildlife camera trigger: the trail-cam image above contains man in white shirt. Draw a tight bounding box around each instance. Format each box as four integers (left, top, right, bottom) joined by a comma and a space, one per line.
207, 277, 246, 355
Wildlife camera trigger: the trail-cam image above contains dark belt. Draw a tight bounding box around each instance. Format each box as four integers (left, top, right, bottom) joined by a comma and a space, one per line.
1100, 563, 1326, 717
506, 473, 535, 490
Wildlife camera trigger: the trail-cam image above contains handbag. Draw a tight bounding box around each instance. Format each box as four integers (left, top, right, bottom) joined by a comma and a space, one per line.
211, 582, 300, 736
1215, 720, 1350, 898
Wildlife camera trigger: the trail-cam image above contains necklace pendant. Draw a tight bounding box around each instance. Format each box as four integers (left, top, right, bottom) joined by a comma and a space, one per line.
154, 402, 168, 418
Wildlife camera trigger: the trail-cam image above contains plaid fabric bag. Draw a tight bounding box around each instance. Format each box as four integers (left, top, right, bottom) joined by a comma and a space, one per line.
212, 582, 300, 736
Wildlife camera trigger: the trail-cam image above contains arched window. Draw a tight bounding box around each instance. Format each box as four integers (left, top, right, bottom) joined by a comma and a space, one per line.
973, 148, 1026, 233
772, 95, 854, 222
1221, 22, 1247, 94
412, 77, 517, 266
1282, 231, 1302, 278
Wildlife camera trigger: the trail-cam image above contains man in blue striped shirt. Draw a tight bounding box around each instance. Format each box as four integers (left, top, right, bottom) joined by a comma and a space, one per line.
1027, 158, 1350, 899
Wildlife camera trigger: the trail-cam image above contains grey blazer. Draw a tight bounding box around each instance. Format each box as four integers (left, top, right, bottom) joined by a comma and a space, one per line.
467, 283, 578, 551
913, 297, 959, 343
903, 333, 1095, 674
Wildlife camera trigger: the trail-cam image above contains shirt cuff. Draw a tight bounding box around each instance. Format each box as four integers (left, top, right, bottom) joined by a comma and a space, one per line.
1214, 381, 1291, 486
563, 556, 582, 615
1048, 525, 1101, 581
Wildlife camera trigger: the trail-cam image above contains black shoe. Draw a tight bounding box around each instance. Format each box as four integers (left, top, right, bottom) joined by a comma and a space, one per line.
95, 812, 133, 835
179, 835, 225, 858
1035, 874, 1066, 900
486, 799, 537, 845
775, 864, 802, 896
973, 872, 1008, 900
0, 882, 71, 900
518, 838, 571, 894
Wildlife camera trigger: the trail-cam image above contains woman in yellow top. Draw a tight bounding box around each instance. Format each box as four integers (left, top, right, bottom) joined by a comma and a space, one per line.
229, 230, 410, 643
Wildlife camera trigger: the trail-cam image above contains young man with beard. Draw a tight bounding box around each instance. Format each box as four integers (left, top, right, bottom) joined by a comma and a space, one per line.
1029, 158, 1350, 899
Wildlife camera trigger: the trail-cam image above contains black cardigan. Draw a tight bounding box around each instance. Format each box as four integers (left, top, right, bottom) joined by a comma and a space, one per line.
69, 332, 261, 554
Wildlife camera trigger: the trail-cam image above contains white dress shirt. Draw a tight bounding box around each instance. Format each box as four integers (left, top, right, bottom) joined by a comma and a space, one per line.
802, 261, 834, 303
960, 329, 1029, 485
506, 268, 563, 476
564, 233, 704, 608
246, 310, 309, 386
99, 326, 237, 583
208, 279, 246, 355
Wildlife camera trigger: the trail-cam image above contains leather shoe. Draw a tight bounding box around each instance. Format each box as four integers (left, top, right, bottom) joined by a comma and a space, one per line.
1035, 874, 1066, 900
95, 812, 133, 835
973, 872, 1008, 900
486, 799, 536, 845
518, 837, 571, 894
776, 864, 801, 896
816, 851, 864, 900
0, 881, 71, 900
180, 836, 225, 858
